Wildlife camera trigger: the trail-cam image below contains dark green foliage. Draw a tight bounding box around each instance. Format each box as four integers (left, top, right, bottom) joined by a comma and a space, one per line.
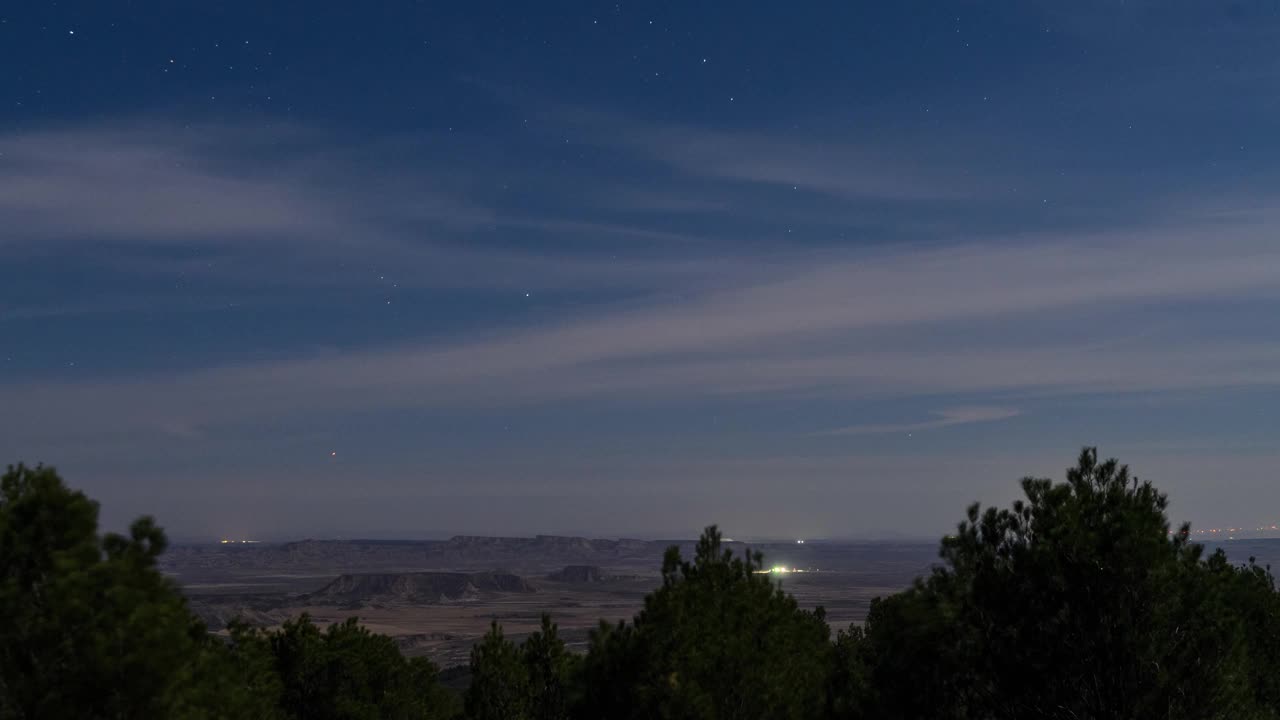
172, 620, 285, 719
0, 463, 453, 720
857, 580, 977, 719
465, 614, 577, 720
522, 614, 578, 720
233, 614, 456, 720
824, 625, 872, 720
5, 452, 1280, 720
466, 621, 530, 720
576, 526, 833, 720
858, 448, 1280, 720
0, 463, 266, 719
573, 619, 646, 720
1203, 553, 1280, 717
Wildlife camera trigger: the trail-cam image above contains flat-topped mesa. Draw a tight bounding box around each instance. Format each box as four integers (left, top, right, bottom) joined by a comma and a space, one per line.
445, 534, 599, 547
533, 535, 598, 551
160, 535, 667, 577
442, 534, 652, 555
547, 565, 607, 583
308, 571, 534, 604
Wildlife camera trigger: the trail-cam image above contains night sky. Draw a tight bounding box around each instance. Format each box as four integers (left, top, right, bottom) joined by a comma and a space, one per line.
3, 2, 1279, 540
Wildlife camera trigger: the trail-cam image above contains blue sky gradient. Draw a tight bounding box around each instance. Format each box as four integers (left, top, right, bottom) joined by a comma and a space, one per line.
2, 1, 1279, 539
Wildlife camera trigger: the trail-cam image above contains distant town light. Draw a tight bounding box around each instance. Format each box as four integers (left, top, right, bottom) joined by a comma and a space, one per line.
754, 565, 814, 575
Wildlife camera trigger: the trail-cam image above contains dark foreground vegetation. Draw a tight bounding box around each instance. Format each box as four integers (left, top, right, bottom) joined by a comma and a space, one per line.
3, 449, 1279, 719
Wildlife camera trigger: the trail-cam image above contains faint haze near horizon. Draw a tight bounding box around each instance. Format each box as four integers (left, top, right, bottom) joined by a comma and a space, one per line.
3, 2, 1279, 539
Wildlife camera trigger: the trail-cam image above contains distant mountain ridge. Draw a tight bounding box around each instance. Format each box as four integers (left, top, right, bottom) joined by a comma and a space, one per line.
161, 535, 674, 577
163, 534, 1029, 581
308, 571, 535, 604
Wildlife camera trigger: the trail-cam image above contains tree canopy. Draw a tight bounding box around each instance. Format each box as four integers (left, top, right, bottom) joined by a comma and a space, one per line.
857, 448, 1280, 720
3, 450, 1279, 719
0, 463, 454, 720
228, 614, 456, 720
465, 614, 577, 720
576, 527, 832, 720
0, 463, 220, 718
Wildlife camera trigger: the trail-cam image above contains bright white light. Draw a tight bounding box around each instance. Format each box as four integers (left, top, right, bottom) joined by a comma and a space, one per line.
755, 565, 810, 575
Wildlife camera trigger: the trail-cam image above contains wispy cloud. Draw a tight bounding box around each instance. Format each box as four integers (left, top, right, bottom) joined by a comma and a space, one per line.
824, 407, 1021, 435
6, 113, 1280, 449
4, 201, 1280, 443
0, 120, 754, 297
545, 103, 983, 203
628, 126, 974, 201
0, 123, 483, 245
